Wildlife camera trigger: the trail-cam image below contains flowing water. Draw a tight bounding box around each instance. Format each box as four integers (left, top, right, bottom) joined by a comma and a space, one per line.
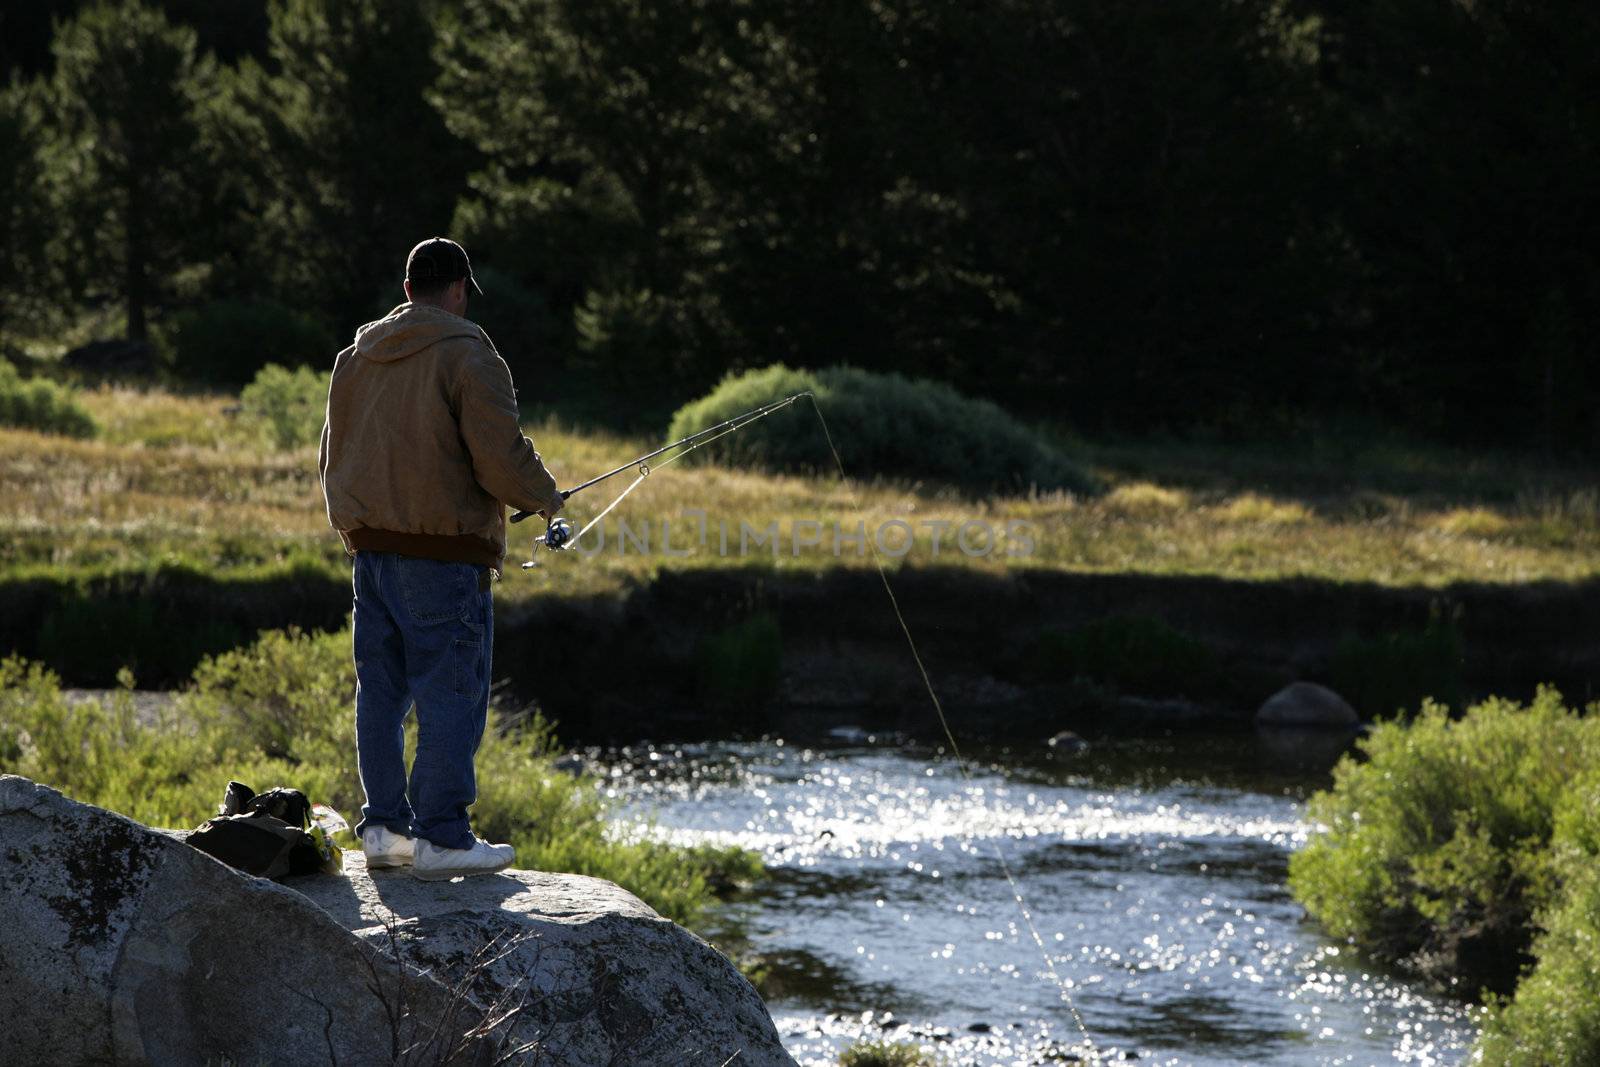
596, 733, 1483, 1066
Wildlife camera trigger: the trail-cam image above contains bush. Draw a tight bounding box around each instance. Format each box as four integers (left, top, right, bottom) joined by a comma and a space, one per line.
1289, 688, 1600, 998
166, 299, 333, 385
1478, 788, 1600, 1065
0, 625, 761, 928
666, 364, 1095, 495
839, 1040, 941, 1067
239, 363, 329, 450
1476, 768, 1600, 1064
0, 358, 97, 437
0, 660, 222, 830
1027, 615, 1221, 698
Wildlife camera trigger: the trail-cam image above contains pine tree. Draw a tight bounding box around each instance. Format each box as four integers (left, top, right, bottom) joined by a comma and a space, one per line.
230, 0, 474, 327
45, 1, 212, 343
0, 80, 55, 353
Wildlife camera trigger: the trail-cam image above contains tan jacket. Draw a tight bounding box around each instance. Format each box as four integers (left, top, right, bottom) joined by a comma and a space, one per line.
318, 303, 561, 570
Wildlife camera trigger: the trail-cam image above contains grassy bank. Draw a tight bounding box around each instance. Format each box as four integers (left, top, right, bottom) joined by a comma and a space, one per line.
0, 625, 759, 929
1290, 691, 1600, 1064
3, 382, 1596, 708
3, 384, 1597, 597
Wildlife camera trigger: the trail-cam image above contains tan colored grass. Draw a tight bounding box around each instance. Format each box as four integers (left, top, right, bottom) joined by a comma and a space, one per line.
1434, 507, 1512, 539
78, 384, 241, 449
1102, 482, 1190, 515
4, 389, 1600, 594
1214, 493, 1313, 526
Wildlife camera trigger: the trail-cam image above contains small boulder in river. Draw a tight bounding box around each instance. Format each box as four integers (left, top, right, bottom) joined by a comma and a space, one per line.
1254, 682, 1359, 730
0, 774, 795, 1066
1047, 730, 1089, 755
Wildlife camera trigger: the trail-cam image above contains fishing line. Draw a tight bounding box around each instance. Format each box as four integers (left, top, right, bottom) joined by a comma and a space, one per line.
525, 391, 1101, 1056
807, 398, 1102, 1061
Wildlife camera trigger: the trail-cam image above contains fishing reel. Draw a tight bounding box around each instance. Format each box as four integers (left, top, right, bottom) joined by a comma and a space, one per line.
520, 517, 575, 570
540, 517, 575, 550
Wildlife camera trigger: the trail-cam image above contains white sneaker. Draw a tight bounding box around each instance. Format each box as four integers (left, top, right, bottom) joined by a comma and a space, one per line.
362, 826, 415, 869
413, 836, 516, 881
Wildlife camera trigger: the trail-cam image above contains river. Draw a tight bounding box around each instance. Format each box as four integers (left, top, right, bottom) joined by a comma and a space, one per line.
596, 733, 1482, 1066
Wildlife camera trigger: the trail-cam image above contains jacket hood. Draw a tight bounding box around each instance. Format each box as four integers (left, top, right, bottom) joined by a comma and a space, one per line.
354, 303, 485, 364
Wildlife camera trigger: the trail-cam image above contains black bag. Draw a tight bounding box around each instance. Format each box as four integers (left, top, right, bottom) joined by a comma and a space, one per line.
186, 781, 336, 880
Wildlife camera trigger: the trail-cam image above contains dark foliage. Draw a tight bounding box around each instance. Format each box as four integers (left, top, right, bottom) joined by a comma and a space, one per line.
166, 299, 332, 384
9, 0, 1598, 450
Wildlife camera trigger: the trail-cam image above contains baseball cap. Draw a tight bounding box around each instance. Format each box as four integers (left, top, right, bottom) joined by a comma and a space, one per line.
405, 237, 483, 295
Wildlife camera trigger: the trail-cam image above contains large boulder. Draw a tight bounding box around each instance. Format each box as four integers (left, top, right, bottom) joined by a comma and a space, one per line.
299, 853, 795, 1066
1254, 681, 1360, 729
0, 775, 795, 1066
0, 775, 480, 1065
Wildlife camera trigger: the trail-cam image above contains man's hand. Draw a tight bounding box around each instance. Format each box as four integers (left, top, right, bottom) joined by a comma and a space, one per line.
538, 496, 564, 522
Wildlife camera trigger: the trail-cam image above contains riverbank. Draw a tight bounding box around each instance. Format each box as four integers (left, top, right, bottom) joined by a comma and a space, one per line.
11, 560, 1598, 741
493, 565, 1600, 741
4, 385, 1596, 727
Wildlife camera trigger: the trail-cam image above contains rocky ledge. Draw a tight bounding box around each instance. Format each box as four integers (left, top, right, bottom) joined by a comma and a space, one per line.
0, 774, 795, 1066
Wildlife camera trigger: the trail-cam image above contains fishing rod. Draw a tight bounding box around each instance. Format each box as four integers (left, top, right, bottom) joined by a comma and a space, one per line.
512, 391, 812, 551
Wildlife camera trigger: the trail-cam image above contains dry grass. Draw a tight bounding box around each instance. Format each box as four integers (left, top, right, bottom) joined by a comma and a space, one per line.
4, 389, 1599, 595
1102, 482, 1190, 515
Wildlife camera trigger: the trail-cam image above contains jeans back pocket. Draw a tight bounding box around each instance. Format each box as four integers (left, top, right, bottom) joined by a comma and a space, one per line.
396, 557, 479, 624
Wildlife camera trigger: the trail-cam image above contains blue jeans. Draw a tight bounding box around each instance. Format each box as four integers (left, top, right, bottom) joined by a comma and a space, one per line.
351, 552, 493, 849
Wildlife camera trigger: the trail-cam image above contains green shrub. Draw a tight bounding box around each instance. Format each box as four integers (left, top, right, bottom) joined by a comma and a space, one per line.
0, 358, 97, 437
167, 299, 332, 385
239, 363, 329, 450
1289, 688, 1600, 997
666, 363, 1095, 494
187, 625, 353, 761
1477, 771, 1600, 1064
0, 625, 761, 928
1028, 615, 1221, 698
839, 1040, 941, 1067
0, 660, 225, 829
695, 612, 782, 708
1329, 614, 1465, 718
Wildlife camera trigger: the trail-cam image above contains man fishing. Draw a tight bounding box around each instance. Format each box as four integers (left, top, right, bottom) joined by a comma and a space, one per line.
319, 237, 563, 880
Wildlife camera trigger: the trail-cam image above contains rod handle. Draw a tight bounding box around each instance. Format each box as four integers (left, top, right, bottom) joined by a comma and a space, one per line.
510, 488, 571, 524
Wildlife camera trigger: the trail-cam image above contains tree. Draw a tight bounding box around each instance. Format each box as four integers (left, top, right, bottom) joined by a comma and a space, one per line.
774, 0, 1332, 430
45, 1, 212, 343
437, 0, 807, 422
222, 0, 475, 329
1308, 0, 1600, 450
0, 81, 56, 355
437, 1, 1333, 431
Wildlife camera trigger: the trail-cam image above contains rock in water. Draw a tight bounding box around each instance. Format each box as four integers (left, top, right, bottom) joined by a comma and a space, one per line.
0, 775, 795, 1066
1254, 682, 1359, 729
1046, 730, 1089, 755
